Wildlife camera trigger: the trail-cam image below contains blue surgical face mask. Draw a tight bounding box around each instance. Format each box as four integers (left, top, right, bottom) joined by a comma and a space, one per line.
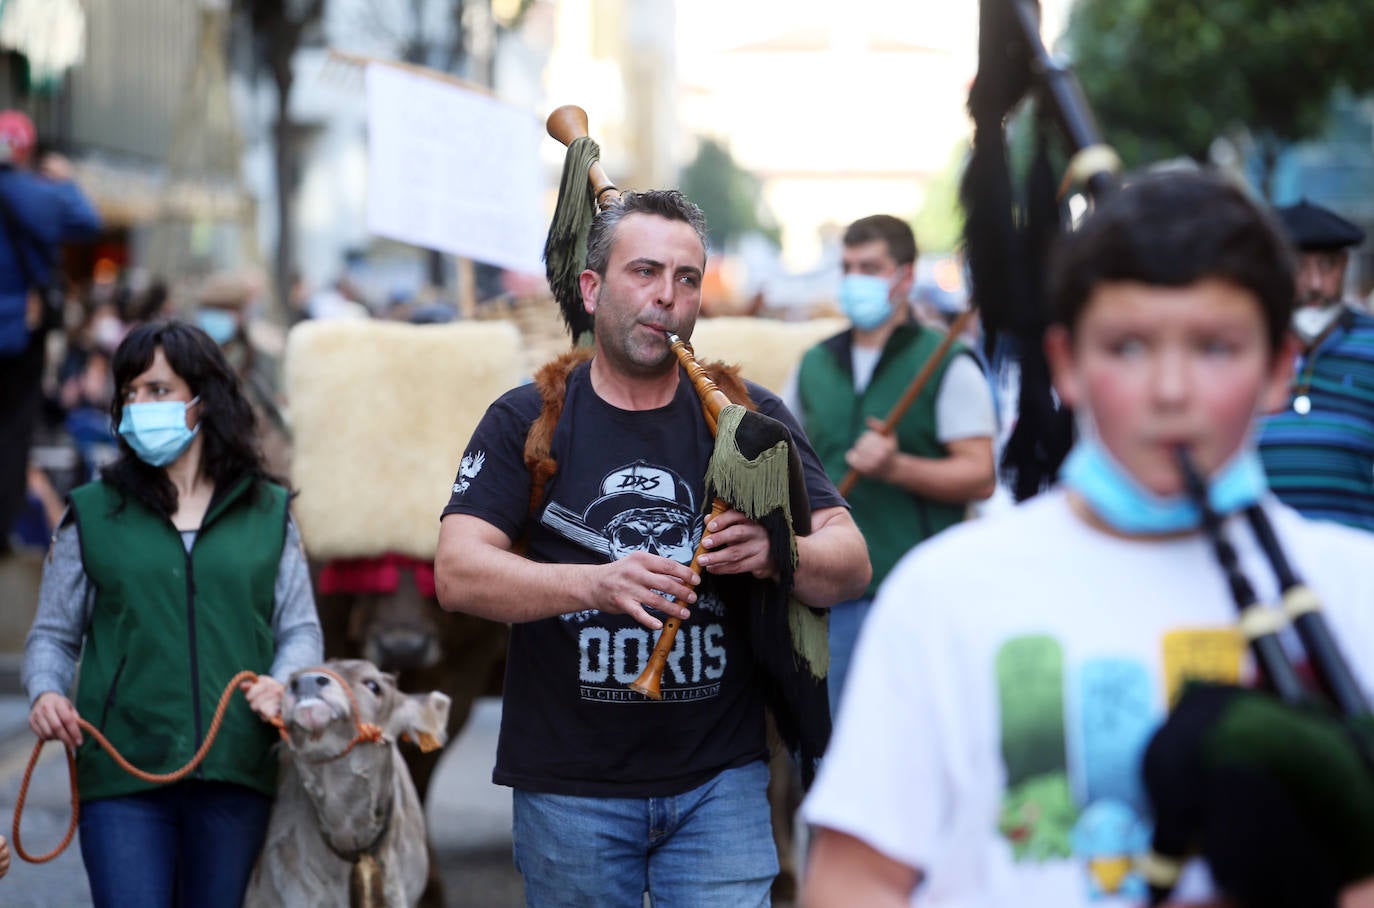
1060, 435, 1267, 534
839, 274, 895, 330
196, 308, 238, 345
119, 396, 201, 467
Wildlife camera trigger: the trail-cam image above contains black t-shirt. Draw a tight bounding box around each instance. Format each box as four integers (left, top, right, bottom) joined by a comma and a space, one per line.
442, 360, 844, 797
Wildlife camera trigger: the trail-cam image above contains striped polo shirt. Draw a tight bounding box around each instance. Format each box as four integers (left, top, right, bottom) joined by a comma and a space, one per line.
1258, 306, 1374, 532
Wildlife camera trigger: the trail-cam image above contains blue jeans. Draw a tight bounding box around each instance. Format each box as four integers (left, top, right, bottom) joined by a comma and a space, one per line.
78, 779, 272, 908
512, 760, 778, 907
827, 596, 874, 719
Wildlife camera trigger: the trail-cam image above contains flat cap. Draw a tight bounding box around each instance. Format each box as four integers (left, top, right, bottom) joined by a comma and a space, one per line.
1276, 199, 1365, 252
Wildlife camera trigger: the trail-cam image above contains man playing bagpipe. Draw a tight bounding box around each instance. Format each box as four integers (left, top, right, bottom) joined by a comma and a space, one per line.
435, 187, 870, 905
800, 170, 1374, 907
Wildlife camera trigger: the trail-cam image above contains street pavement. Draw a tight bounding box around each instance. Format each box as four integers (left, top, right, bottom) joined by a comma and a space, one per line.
0, 696, 524, 907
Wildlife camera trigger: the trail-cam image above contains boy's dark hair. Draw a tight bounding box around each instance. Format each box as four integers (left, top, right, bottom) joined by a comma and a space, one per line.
585, 189, 709, 276
843, 215, 918, 267
106, 319, 269, 516
1049, 169, 1296, 352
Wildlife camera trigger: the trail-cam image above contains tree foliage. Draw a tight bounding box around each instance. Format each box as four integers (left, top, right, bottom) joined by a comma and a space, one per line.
678, 137, 780, 251
1065, 0, 1374, 181
915, 141, 970, 254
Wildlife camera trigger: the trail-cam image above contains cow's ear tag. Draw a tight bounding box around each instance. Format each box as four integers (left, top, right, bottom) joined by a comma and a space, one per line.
402, 731, 443, 753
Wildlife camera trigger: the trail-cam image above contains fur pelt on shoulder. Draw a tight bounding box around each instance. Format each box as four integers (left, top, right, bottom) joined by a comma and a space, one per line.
522, 347, 755, 517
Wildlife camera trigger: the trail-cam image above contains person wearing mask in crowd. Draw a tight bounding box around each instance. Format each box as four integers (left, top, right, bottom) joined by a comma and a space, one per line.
1257, 199, 1374, 532
800, 170, 1374, 907
436, 189, 870, 906
53, 296, 123, 483
784, 215, 996, 716
0, 109, 101, 554
23, 320, 323, 907
194, 271, 291, 477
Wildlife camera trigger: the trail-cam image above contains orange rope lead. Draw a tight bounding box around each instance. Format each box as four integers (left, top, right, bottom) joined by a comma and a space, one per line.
11, 666, 384, 865
11, 740, 78, 864
83, 670, 281, 785
11, 670, 284, 864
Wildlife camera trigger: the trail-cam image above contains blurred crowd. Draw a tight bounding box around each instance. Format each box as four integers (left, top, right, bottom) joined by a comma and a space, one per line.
10, 253, 546, 555
10, 249, 1008, 555
16, 274, 288, 542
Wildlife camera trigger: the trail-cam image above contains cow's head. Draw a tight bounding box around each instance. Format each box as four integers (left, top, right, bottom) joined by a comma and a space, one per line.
347, 568, 444, 673
282, 658, 452, 761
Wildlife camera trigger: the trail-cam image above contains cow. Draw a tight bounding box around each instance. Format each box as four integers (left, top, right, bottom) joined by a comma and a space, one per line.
316, 558, 507, 907
244, 659, 452, 908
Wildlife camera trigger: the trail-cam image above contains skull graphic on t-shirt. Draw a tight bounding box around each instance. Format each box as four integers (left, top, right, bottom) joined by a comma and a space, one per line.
541, 460, 702, 562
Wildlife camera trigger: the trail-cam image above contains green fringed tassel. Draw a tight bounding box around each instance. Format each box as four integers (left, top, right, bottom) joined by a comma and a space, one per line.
708, 405, 829, 680
706, 405, 796, 565
543, 135, 601, 341
788, 598, 829, 679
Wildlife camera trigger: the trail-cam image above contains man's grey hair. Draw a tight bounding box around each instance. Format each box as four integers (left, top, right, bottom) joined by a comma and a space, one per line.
584, 189, 709, 276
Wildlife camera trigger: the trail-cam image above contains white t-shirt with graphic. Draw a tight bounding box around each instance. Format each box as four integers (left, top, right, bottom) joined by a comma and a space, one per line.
802, 490, 1374, 907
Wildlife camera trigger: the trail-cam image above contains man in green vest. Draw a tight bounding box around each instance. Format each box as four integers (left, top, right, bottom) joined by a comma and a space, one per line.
786, 215, 996, 717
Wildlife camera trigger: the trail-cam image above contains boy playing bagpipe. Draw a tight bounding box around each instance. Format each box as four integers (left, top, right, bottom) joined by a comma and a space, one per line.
800, 169, 1374, 907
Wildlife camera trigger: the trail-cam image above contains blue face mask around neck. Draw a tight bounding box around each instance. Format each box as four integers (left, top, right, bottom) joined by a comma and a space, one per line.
1059, 436, 1267, 534
119, 396, 201, 467
839, 274, 895, 330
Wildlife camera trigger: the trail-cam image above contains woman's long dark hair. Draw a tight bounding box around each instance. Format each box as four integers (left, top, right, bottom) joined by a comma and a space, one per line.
104, 320, 270, 517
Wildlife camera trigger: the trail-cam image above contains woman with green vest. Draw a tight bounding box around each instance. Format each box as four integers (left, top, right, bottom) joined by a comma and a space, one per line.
22, 319, 322, 908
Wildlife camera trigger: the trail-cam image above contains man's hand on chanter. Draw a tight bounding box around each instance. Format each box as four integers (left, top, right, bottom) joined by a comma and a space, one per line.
597, 551, 699, 631
697, 508, 779, 581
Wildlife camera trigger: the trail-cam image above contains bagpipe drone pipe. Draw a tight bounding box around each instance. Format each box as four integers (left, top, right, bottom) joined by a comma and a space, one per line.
1137, 451, 1374, 906
962, 2, 1374, 903
962, 0, 1120, 502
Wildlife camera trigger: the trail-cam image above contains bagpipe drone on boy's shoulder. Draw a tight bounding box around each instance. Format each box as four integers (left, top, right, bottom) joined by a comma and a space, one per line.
963, 1, 1374, 904
1142, 450, 1374, 905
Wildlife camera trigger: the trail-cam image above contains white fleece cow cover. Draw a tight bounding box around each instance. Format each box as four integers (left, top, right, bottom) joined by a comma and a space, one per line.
285, 319, 523, 560
686, 316, 848, 395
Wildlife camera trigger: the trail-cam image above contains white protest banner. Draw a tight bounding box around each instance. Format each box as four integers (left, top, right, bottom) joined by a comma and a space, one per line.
365, 63, 544, 273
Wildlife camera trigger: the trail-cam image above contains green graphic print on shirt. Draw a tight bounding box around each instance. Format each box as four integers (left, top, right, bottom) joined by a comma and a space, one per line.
995, 628, 1244, 900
